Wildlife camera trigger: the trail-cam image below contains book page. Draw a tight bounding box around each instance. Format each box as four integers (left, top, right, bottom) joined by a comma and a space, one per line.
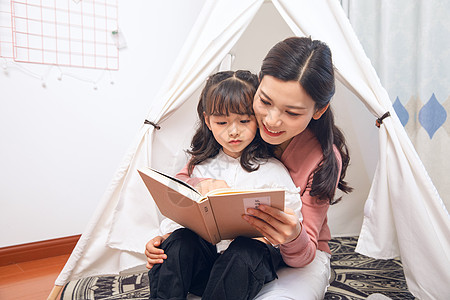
206, 188, 279, 196
150, 168, 201, 195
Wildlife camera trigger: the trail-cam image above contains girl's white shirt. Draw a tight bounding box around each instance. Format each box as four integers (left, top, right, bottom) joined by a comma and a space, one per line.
160, 150, 302, 241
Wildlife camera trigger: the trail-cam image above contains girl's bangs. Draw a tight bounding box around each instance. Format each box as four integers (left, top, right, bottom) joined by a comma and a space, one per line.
206, 81, 254, 116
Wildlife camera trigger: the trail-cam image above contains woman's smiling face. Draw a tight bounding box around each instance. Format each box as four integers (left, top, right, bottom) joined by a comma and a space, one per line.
253, 75, 326, 149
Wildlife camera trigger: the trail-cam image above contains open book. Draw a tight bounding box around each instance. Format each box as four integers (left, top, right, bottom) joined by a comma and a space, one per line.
138, 167, 285, 245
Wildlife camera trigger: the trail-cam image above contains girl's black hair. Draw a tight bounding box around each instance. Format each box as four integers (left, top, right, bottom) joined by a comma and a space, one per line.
260, 37, 352, 204
187, 70, 273, 175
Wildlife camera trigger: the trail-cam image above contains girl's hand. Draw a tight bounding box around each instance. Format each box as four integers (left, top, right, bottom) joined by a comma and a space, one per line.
144, 233, 170, 269
242, 206, 301, 245
194, 179, 230, 195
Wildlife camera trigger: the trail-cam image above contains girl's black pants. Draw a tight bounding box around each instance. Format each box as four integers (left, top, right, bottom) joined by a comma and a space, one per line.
148, 228, 283, 300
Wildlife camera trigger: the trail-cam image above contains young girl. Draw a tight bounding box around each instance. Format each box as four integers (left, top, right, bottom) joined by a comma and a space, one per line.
145, 70, 302, 300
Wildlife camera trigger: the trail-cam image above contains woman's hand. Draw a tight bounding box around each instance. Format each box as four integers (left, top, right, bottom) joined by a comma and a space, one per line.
144, 233, 170, 269
194, 179, 230, 195
242, 206, 301, 245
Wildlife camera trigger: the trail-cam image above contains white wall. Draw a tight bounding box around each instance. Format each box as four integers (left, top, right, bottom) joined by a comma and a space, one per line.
0, 0, 206, 247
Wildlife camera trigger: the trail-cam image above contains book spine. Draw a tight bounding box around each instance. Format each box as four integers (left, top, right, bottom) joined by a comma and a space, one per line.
198, 200, 221, 244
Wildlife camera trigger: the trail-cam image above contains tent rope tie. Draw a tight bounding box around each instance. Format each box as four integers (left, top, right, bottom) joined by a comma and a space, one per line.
144, 119, 161, 130
375, 111, 391, 128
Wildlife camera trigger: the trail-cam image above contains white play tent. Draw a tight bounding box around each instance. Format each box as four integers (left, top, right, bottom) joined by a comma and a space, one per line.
50, 1, 450, 299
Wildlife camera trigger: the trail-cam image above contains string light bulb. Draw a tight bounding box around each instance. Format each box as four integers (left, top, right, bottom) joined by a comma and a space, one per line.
1, 58, 117, 88
108, 71, 114, 85
2, 63, 8, 76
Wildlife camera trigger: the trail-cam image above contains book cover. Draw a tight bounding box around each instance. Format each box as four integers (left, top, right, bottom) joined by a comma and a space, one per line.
138, 167, 285, 244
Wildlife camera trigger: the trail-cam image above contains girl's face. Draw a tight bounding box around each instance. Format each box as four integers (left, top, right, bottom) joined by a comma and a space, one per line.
253, 75, 327, 150
205, 113, 257, 158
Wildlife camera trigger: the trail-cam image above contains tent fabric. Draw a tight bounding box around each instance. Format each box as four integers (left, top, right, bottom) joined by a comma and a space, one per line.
54, 1, 450, 299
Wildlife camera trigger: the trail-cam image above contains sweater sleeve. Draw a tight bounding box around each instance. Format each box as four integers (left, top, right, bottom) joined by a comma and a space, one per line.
279, 185, 329, 267
175, 162, 205, 187
280, 144, 342, 268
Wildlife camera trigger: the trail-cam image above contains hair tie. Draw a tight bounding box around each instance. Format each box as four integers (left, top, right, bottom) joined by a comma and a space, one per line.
144, 119, 161, 130
375, 111, 391, 128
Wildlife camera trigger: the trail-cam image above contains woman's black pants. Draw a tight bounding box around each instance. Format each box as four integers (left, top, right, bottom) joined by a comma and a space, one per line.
148, 228, 283, 300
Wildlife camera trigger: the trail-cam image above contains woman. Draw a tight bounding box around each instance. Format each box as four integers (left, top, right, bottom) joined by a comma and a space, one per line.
248, 36, 352, 299
146, 37, 352, 299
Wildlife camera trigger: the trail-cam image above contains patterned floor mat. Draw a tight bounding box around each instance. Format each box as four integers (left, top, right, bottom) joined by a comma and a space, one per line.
61, 237, 415, 299
324, 237, 415, 299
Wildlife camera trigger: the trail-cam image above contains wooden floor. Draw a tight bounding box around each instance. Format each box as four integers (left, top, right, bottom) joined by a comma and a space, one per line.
0, 254, 69, 300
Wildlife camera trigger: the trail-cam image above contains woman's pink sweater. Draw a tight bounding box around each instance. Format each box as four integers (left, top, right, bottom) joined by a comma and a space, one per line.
278, 129, 341, 267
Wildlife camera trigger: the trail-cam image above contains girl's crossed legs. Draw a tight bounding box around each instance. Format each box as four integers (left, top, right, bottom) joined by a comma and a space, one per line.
149, 228, 283, 300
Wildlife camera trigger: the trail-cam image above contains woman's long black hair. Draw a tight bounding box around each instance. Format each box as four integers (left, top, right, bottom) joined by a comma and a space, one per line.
187, 70, 273, 175
260, 37, 352, 204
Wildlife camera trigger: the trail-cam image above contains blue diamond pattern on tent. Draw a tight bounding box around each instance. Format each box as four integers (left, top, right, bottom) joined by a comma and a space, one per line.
393, 97, 409, 127
418, 93, 447, 139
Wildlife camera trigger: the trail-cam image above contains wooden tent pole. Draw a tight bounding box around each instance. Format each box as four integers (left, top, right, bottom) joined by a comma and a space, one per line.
47, 285, 63, 300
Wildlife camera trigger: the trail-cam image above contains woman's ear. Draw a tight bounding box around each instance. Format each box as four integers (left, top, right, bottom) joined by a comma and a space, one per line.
203, 112, 212, 130
313, 103, 330, 120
